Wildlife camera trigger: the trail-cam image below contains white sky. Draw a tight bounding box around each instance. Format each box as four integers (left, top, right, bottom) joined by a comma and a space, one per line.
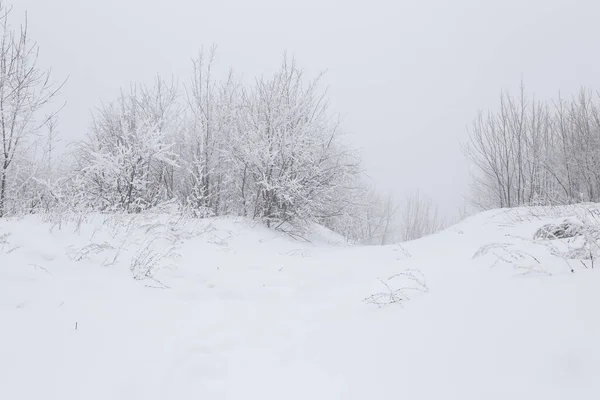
14, 0, 600, 216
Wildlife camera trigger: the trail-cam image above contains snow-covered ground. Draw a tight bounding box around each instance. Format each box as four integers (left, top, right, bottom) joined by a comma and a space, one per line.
1, 207, 599, 399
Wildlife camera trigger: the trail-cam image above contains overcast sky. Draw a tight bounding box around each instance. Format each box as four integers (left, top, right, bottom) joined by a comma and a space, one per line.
14, 0, 600, 216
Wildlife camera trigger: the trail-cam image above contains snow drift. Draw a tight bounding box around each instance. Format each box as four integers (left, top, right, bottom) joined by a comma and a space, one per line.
1, 206, 599, 399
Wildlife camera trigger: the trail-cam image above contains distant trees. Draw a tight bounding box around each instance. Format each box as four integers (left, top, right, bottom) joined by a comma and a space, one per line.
347, 188, 400, 245
341, 188, 447, 245
400, 191, 446, 242
0, 2, 63, 216
464, 84, 600, 210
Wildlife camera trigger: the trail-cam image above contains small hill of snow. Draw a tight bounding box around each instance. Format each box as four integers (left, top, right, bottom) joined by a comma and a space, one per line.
1, 207, 599, 400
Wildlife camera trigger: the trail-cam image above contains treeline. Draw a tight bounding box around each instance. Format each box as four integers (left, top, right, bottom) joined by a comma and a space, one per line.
465, 84, 600, 210
2, 48, 371, 238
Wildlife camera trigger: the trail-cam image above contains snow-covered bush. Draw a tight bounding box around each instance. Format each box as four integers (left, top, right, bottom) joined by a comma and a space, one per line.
475, 206, 600, 275
533, 220, 584, 240
75, 80, 181, 212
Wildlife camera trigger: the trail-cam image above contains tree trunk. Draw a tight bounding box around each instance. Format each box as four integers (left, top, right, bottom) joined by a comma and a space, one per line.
0, 166, 7, 218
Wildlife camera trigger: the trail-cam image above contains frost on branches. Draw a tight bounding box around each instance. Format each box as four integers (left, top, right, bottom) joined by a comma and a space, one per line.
230, 58, 361, 230
70, 56, 369, 238
0, 2, 63, 217
465, 84, 600, 210
75, 80, 181, 213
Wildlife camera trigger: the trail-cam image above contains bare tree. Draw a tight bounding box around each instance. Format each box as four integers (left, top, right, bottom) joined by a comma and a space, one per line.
400, 191, 445, 241
464, 83, 600, 210
0, 2, 64, 217
184, 47, 240, 216
354, 188, 402, 245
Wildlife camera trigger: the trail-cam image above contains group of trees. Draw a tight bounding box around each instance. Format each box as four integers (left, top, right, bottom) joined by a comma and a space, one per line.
348, 189, 447, 245
0, 1, 448, 244
73, 54, 366, 235
465, 84, 600, 210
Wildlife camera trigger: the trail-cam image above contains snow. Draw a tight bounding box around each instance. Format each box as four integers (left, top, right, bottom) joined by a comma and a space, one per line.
1, 207, 600, 399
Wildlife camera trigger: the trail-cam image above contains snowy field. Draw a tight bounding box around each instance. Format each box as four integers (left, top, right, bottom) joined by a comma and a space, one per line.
1, 207, 599, 399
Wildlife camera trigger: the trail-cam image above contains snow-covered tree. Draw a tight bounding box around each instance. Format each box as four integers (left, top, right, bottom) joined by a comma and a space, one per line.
76, 79, 181, 212
229, 57, 362, 231
464, 85, 600, 210
0, 2, 64, 217
182, 47, 240, 216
